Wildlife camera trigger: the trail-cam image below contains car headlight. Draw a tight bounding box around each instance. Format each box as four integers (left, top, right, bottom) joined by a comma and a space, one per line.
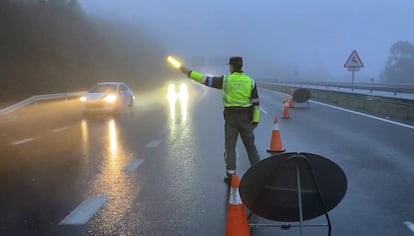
80, 96, 87, 102
104, 94, 117, 103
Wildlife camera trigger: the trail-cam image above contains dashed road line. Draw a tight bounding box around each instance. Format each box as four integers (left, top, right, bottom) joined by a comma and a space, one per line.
9, 125, 74, 146
10, 138, 36, 146
260, 108, 268, 114
59, 195, 108, 225
404, 221, 414, 232
123, 158, 145, 173
52, 126, 69, 132
145, 140, 162, 148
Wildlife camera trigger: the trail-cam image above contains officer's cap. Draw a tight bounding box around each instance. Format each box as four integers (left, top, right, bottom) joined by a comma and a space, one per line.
227, 56, 243, 67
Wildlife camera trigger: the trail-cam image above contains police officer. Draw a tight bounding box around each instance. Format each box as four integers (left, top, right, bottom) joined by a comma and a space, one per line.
180, 56, 261, 184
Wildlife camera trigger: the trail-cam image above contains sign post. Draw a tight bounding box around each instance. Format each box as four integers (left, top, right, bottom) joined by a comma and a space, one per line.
344, 50, 364, 90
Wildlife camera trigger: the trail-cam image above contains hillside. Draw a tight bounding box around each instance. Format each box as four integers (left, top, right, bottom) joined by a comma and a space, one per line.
0, 0, 172, 107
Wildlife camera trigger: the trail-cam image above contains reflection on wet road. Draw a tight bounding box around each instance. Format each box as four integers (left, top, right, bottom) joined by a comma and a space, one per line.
2, 85, 414, 235
167, 82, 189, 122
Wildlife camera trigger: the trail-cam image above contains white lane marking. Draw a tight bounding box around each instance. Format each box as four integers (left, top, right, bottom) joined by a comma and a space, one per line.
145, 140, 162, 148
11, 138, 35, 145
52, 127, 69, 132
123, 159, 144, 173
261, 88, 414, 130
404, 221, 414, 232
59, 195, 107, 225
260, 108, 268, 114
311, 100, 414, 130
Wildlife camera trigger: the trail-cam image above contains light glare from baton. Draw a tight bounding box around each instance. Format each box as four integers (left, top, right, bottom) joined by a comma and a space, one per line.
167, 56, 181, 69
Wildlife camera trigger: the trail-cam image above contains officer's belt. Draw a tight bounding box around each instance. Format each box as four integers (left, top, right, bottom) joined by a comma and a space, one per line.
224, 106, 252, 112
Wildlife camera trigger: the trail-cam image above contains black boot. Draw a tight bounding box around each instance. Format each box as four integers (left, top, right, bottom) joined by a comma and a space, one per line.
223, 173, 233, 185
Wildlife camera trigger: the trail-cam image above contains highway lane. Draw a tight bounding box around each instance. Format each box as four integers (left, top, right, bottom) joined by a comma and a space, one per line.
0, 83, 230, 235
0, 84, 413, 235
254, 88, 414, 236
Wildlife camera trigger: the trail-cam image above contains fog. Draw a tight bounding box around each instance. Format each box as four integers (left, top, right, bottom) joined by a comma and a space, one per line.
79, 0, 414, 82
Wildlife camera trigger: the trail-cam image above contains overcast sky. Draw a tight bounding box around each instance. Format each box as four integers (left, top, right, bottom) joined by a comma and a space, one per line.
79, 0, 414, 82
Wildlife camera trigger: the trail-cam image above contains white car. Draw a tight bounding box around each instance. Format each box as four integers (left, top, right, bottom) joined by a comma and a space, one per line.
80, 82, 135, 114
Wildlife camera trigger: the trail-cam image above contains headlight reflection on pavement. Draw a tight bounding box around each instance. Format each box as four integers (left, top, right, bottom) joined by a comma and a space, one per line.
108, 119, 118, 157
80, 118, 138, 234
166, 83, 189, 122
167, 84, 178, 119
178, 83, 189, 121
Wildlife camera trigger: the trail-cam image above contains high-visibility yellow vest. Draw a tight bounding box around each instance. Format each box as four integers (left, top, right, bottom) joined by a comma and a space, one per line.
222, 72, 254, 108
188, 70, 260, 123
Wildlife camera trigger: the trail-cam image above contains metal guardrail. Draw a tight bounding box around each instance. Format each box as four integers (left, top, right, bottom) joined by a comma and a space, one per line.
3, 81, 414, 115
258, 81, 414, 121
262, 80, 414, 96
0, 91, 85, 115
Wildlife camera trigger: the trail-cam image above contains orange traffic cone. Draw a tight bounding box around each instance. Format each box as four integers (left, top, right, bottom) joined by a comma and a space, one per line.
289, 88, 295, 108
225, 174, 250, 236
267, 117, 285, 153
281, 98, 291, 119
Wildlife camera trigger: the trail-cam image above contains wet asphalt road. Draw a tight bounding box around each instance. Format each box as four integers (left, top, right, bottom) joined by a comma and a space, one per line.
0, 84, 414, 235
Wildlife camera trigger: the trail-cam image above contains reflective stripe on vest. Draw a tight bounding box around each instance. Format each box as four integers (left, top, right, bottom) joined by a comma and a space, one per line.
222, 73, 254, 107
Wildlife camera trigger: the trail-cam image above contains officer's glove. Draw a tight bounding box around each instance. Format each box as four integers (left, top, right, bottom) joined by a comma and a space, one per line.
251, 122, 258, 129
180, 66, 191, 75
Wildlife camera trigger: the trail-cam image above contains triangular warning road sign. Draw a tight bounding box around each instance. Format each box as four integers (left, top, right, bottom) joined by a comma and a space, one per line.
344, 50, 364, 68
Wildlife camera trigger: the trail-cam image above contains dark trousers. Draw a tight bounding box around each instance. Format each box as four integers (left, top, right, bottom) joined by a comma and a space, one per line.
224, 108, 260, 172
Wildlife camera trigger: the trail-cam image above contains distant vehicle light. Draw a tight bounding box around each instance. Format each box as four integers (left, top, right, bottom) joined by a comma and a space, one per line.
80, 96, 87, 102
104, 94, 117, 103
167, 84, 177, 101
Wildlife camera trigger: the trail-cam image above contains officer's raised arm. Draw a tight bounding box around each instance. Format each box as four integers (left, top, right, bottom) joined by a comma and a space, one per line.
179, 66, 224, 89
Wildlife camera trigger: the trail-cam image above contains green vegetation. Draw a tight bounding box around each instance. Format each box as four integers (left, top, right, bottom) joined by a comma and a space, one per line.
381, 41, 414, 84
1, 0, 412, 106
0, 0, 171, 105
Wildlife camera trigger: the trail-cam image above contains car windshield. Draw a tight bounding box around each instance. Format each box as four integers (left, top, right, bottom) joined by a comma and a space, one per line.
89, 84, 117, 93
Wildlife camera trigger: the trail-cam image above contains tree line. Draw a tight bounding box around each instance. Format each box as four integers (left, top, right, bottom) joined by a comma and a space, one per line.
0, 0, 412, 104
381, 41, 414, 84
0, 0, 170, 104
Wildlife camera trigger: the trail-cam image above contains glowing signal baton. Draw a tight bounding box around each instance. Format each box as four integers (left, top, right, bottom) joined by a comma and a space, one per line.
167, 56, 182, 69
